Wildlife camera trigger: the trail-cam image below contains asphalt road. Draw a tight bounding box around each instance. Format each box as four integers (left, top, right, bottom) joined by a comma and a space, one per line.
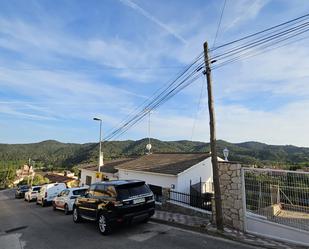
0, 189, 260, 249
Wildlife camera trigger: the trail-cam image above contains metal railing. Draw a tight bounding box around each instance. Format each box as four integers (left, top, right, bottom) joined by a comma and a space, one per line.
243, 168, 309, 231
168, 190, 212, 211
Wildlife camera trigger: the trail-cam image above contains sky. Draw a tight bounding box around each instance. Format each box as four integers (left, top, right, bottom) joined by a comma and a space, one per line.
0, 0, 309, 146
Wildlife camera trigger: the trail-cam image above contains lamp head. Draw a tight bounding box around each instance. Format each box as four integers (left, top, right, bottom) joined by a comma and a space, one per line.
223, 147, 229, 161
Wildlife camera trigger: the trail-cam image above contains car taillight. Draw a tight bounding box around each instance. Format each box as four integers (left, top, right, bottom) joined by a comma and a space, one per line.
45, 192, 47, 198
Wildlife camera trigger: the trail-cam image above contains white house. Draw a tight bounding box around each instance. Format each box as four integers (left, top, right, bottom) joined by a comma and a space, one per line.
79, 153, 222, 200
78, 158, 134, 186
116, 153, 221, 194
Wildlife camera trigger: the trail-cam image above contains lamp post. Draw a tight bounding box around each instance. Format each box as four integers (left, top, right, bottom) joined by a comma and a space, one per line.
145, 109, 152, 154
223, 147, 229, 161
93, 117, 103, 172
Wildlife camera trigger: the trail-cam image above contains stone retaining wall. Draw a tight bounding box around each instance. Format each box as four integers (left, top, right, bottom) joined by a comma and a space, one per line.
212, 162, 244, 231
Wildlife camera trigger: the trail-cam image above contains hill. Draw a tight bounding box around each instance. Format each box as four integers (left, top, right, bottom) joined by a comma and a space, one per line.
1, 139, 309, 170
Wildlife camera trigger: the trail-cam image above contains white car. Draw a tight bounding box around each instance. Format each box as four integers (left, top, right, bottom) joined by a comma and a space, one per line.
24, 186, 41, 202
52, 187, 88, 215
37, 183, 67, 207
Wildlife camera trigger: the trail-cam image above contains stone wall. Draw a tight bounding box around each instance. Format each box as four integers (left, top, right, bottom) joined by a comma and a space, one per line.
212, 162, 244, 231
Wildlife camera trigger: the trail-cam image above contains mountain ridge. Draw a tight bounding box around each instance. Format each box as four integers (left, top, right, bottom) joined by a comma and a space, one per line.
0, 138, 309, 170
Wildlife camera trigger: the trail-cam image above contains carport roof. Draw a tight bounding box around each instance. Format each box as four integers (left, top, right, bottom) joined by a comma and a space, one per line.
44, 173, 76, 183
78, 158, 136, 174
115, 153, 211, 176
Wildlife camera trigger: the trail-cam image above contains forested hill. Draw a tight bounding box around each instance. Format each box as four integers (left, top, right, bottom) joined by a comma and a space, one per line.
1, 139, 309, 170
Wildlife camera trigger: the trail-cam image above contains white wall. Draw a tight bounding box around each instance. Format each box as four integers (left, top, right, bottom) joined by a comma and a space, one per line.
118, 169, 177, 189
80, 169, 118, 186
80, 169, 96, 186
177, 157, 214, 193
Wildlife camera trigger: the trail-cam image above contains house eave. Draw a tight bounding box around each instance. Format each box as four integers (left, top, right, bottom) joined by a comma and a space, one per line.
117, 168, 177, 177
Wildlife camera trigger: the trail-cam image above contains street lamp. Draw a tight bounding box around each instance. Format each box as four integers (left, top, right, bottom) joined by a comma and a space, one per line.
93, 117, 103, 172
223, 147, 229, 161
144, 109, 152, 154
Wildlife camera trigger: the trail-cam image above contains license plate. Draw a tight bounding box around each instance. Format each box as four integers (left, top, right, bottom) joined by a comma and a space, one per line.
133, 198, 145, 204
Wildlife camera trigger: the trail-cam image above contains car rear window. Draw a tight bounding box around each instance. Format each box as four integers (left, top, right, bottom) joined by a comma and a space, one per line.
116, 184, 151, 200
33, 187, 41, 191
72, 189, 87, 196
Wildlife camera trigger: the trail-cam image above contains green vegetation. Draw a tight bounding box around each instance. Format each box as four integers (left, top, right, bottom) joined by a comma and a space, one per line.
0, 139, 309, 172
17, 175, 50, 186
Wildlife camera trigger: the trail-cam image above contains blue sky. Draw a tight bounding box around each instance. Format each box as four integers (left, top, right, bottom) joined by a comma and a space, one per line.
0, 0, 309, 146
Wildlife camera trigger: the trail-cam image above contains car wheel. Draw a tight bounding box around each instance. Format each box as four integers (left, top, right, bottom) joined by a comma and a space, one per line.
73, 207, 82, 223
64, 204, 69, 215
41, 199, 45, 207
98, 213, 111, 235
52, 202, 57, 211
142, 217, 150, 223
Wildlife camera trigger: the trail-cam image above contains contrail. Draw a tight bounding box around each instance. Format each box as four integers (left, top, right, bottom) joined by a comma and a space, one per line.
119, 0, 187, 44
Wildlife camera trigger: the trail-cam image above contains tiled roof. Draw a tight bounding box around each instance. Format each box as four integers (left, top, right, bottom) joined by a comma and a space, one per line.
78, 158, 136, 174
44, 173, 76, 183
116, 153, 211, 175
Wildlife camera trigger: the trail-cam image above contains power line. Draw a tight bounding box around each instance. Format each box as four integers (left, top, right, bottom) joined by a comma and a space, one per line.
190, 77, 206, 141
212, 21, 309, 61
211, 13, 309, 51
212, 25, 309, 70
212, 0, 227, 48
103, 56, 204, 141
102, 13, 309, 142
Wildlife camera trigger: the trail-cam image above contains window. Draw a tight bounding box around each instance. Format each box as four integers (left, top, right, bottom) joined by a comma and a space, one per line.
85, 175, 92, 186
72, 189, 87, 196
93, 184, 116, 198
33, 187, 41, 192
116, 184, 151, 200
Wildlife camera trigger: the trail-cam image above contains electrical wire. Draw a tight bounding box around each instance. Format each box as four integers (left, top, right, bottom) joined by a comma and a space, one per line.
102, 13, 309, 142
212, 0, 227, 48
103, 56, 205, 141
211, 13, 309, 52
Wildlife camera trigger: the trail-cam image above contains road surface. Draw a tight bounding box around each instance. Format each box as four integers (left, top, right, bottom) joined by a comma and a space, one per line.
0, 189, 260, 249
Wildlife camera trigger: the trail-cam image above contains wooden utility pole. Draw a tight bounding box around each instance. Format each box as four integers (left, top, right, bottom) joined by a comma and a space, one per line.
203, 41, 223, 231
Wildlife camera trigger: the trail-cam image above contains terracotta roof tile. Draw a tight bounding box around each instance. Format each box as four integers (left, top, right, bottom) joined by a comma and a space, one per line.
116, 153, 211, 175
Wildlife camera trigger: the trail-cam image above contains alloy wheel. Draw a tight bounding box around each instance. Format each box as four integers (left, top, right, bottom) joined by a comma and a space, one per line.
98, 215, 106, 233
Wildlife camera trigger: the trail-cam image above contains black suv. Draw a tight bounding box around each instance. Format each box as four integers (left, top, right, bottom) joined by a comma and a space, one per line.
15, 185, 29, 198
72, 180, 155, 235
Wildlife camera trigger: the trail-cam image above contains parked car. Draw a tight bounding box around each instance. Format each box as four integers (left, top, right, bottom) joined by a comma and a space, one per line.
15, 185, 30, 199
37, 183, 66, 207
24, 186, 41, 202
52, 187, 88, 215
72, 180, 155, 235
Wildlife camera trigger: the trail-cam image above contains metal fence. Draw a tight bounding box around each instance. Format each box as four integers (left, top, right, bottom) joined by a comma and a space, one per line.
168, 190, 212, 211
243, 168, 309, 231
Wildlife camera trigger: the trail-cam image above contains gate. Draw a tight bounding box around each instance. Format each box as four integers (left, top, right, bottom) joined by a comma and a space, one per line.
242, 168, 309, 246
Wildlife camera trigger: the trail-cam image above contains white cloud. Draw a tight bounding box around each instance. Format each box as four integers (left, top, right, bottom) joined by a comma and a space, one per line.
222, 0, 269, 31
118, 0, 187, 44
